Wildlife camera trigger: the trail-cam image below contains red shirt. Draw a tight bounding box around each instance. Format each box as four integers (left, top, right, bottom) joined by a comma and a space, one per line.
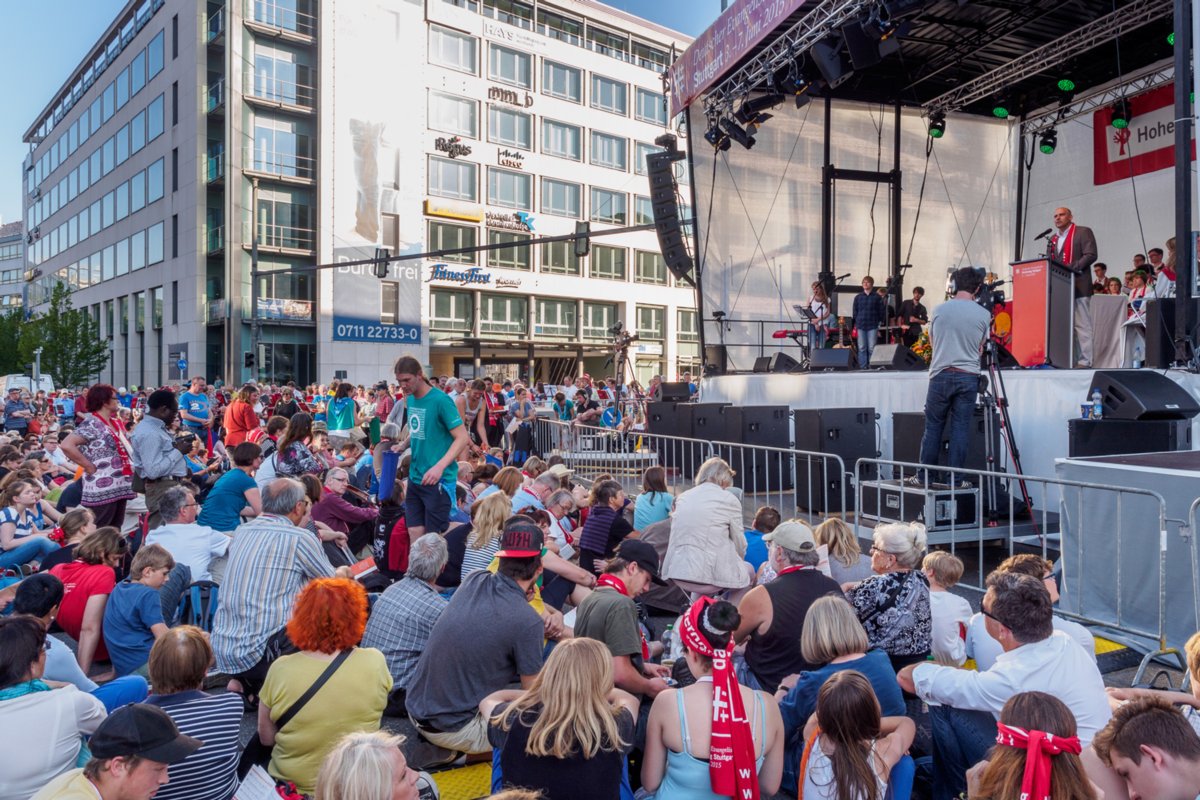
49, 560, 116, 660
223, 400, 261, 446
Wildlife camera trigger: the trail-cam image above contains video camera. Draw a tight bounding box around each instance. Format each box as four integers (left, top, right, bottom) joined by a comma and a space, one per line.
950, 266, 1005, 313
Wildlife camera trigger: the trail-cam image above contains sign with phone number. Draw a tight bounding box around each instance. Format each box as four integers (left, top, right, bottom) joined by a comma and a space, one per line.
332, 315, 422, 344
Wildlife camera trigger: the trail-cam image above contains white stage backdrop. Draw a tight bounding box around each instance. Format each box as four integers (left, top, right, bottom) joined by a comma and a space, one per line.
688, 99, 1014, 367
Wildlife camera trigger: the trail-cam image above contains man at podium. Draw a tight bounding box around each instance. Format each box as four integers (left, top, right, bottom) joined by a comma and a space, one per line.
1049, 207, 1098, 367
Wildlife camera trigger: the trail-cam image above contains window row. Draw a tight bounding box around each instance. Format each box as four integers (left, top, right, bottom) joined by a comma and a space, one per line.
0, 243, 22, 261
30, 24, 165, 190
0, 269, 22, 284
49, 220, 166, 292
28, 159, 165, 268
429, 26, 668, 125
28, 93, 165, 231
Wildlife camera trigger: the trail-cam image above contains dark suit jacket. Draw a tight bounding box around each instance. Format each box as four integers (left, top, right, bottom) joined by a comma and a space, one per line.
1065, 224, 1098, 298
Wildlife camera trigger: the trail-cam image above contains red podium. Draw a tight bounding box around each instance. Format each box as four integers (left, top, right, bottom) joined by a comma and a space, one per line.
1010, 257, 1075, 368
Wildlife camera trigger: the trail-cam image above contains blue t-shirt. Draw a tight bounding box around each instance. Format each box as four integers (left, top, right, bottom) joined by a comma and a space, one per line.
118, 393, 134, 409
743, 529, 769, 571
633, 491, 671, 530
179, 391, 211, 430
103, 580, 165, 676
56, 397, 76, 418
197, 469, 257, 532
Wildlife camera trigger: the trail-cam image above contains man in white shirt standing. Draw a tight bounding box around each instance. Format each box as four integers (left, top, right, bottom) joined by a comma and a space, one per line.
898, 570, 1111, 800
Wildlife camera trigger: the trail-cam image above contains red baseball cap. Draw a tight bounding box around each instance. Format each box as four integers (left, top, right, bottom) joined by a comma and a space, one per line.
495, 520, 544, 558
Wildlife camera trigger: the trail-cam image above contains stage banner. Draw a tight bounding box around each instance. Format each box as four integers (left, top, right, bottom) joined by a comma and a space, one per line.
667, 0, 808, 117
1093, 83, 1196, 185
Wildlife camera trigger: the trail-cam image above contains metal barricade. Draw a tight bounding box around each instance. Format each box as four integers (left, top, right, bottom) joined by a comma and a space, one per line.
855, 456, 1182, 681
532, 417, 848, 526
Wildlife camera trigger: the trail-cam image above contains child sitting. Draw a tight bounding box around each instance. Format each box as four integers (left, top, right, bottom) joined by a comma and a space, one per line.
102, 543, 175, 677
923, 550, 973, 666
745, 506, 780, 574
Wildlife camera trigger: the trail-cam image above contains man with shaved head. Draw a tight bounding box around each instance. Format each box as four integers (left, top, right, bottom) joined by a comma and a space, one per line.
1049, 207, 1098, 367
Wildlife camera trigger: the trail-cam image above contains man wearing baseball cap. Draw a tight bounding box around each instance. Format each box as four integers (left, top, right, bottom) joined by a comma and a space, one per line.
34, 703, 202, 800
730, 520, 841, 693
4, 386, 33, 434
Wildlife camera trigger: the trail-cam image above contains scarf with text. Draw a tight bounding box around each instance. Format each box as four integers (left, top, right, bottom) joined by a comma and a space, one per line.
995, 722, 1082, 800
99, 413, 134, 477
1050, 224, 1076, 264
679, 597, 759, 800
595, 573, 649, 660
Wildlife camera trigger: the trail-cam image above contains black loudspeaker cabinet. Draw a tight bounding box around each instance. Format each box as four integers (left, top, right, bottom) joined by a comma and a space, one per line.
1068, 418, 1192, 457
793, 408, 877, 514
1091, 370, 1200, 420
1143, 300, 1189, 369
769, 352, 802, 373
753, 356, 773, 373
869, 344, 928, 371
809, 349, 855, 371
892, 408, 1001, 482
719, 405, 793, 493
659, 382, 691, 402
647, 401, 687, 470
679, 403, 730, 477
703, 344, 727, 375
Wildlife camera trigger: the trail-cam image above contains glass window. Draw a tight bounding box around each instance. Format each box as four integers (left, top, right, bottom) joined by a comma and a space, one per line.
635, 142, 661, 176
148, 94, 164, 140
633, 42, 670, 71
253, 116, 314, 178
90, 200, 101, 234
636, 88, 667, 125
487, 167, 532, 211
537, 10, 582, 45
103, 83, 115, 121
148, 30, 164, 78
131, 110, 146, 152
536, 298, 576, 338
541, 241, 580, 275
102, 137, 115, 175
678, 308, 699, 341
148, 222, 164, 264
483, 0, 533, 29
103, 246, 116, 282
488, 43, 532, 89
116, 125, 130, 165
134, 292, 145, 332
480, 293, 527, 335
488, 230, 531, 270
590, 131, 627, 171
131, 171, 146, 212
147, 159, 164, 203
116, 67, 130, 110
636, 305, 665, 340
587, 27, 629, 61
428, 156, 477, 201
118, 294, 128, 332
429, 25, 477, 74
488, 106, 532, 148
430, 289, 473, 332
583, 302, 617, 339
116, 238, 130, 276
591, 75, 627, 115
131, 229, 146, 271
151, 287, 163, 328
542, 60, 581, 102
591, 188, 627, 225
78, 109, 90, 147
591, 244, 626, 280
131, 50, 146, 95
541, 119, 581, 161
381, 281, 399, 325
428, 221, 477, 264
90, 98, 102, 134
102, 192, 115, 228
429, 91, 478, 138
115, 182, 129, 221
541, 178, 580, 218
636, 250, 667, 284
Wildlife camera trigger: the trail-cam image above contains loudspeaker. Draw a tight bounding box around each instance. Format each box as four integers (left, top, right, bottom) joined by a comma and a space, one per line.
703, 344, 727, 375
659, 382, 691, 402
647, 402, 685, 438
646, 151, 693, 283
868, 344, 927, 371
812, 34, 853, 88
809, 349, 855, 371
893, 408, 1000, 480
794, 408, 878, 513
721, 405, 793, 492
680, 403, 731, 478
1142, 301, 1198, 368
1068, 418, 1192, 457
1091, 370, 1200, 420
758, 352, 802, 373
841, 21, 884, 70
753, 356, 773, 373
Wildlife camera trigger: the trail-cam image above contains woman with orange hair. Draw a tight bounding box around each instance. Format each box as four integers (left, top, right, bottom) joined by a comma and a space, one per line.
258, 577, 391, 795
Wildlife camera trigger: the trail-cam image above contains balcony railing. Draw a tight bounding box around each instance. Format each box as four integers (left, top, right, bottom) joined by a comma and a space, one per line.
245, 145, 315, 180
205, 148, 224, 183
248, 0, 316, 38
256, 296, 313, 321
206, 225, 224, 254
205, 298, 229, 323
245, 73, 316, 110
205, 79, 224, 113
245, 220, 315, 251
205, 7, 225, 43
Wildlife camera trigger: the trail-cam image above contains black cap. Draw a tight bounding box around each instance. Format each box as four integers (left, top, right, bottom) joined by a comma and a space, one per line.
495, 520, 545, 558
89, 704, 203, 764
616, 539, 666, 585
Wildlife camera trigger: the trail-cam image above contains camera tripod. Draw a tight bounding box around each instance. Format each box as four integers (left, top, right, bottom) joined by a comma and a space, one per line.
978, 337, 1038, 534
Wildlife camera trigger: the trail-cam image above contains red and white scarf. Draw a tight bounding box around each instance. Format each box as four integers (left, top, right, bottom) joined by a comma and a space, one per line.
994, 722, 1081, 800
1050, 224, 1076, 263
595, 574, 649, 660
99, 413, 134, 477
678, 597, 760, 800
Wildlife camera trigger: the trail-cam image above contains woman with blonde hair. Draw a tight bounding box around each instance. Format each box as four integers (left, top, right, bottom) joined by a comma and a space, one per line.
478, 466, 523, 501
460, 491, 513, 580
315, 731, 422, 800
814, 518, 873, 583
480, 637, 639, 800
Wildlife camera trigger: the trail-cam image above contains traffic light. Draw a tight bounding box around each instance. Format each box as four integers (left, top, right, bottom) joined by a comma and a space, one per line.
244, 352, 255, 369
573, 221, 590, 258
373, 248, 391, 279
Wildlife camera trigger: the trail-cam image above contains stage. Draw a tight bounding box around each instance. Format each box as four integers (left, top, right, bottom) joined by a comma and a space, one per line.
699, 368, 1200, 481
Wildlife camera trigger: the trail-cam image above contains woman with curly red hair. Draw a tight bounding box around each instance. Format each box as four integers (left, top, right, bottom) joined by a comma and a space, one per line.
258, 577, 391, 795
59, 384, 136, 527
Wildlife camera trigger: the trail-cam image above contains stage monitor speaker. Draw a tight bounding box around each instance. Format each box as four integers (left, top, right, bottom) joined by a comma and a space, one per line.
1091, 370, 1200, 420
768, 352, 802, 373
646, 151, 693, 283
659, 382, 691, 402
703, 344, 727, 375
869, 344, 927, 371
647, 402, 685, 438
1068, 418, 1192, 458
809, 349, 855, 371
794, 407, 878, 513
721, 406, 793, 492
893, 408, 1000, 481
753, 356, 773, 373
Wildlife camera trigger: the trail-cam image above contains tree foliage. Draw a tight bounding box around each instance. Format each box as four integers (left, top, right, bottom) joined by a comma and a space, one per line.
0, 309, 25, 375
18, 283, 110, 388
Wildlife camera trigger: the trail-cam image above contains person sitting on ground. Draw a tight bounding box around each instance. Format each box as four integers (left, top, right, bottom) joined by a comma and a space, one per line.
315, 731, 427, 800
578, 479, 636, 576
510, 471, 559, 516
176, 433, 220, 495
924, 550, 973, 667
814, 517, 873, 584
273, 387, 301, 420
311, 466, 378, 555
1091, 694, 1200, 800
732, 520, 842, 693
641, 598, 785, 799
481, 638, 640, 800
843, 522, 932, 671
965, 690, 1098, 800
145, 627, 245, 800
965, 552, 1095, 671
37, 506, 96, 573
144, 486, 230, 585
259, 577, 391, 795
460, 491, 514, 581
633, 465, 672, 530
274, 413, 325, 478
478, 465, 522, 501
0, 477, 63, 572
297, 474, 355, 568
0, 615, 108, 800
197, 442, 263, 533
361, 534, 450, 711
405, 523, 547, 756
798, 670, 915, 800
256, 415, 288, 459
31, 702, 202, 800
102, 544, 174, 678
898, 570, 1112, 800
49, 526, 129, 677
662, 457, 753, 600
775, 595, 905, 792
743, 505, 781, 574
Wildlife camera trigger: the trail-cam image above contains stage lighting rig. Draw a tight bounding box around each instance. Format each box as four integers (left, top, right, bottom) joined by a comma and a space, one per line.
735, 93, 784, 127
1110, 98, 1132, 128
654, 133, 686, 161
720, 117, 757, 149
992, 98, 1010, 119
927, 110, 946, 138
1039, 128, 1058, 154
703, 119, 731, 151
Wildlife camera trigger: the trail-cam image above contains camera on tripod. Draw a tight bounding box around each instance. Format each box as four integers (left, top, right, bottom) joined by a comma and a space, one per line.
951, 266, 1006, 313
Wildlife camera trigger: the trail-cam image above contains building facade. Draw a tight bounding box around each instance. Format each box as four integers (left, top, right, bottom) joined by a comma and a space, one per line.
0, 222, 24, 311
24, 0, 696, 388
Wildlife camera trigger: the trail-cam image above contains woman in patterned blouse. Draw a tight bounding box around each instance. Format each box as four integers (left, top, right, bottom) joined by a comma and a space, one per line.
59, 384, 136, 528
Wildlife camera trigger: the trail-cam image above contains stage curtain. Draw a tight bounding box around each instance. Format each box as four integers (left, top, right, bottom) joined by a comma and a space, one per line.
1090, 294, 1127, 368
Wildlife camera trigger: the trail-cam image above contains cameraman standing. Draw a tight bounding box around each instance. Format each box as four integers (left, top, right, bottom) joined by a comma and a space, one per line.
915, 267, 992, 486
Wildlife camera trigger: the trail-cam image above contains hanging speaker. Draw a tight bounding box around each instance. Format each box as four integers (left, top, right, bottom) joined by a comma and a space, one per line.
645, 151, 694, 284
812, 34, 853, 89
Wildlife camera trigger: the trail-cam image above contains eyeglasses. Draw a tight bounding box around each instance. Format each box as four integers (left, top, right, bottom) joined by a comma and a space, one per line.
981, 608, 1003, 626
869, 546, 895, 557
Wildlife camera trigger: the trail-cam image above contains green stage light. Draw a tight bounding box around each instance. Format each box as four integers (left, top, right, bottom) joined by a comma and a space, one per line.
1111, 99, 1131, 129
1168, 32, 1175, 46
1039, 129, 1057, 155
992, 104, 1009, 119
1057, 78, 1076, 93
928, 111, 946, 138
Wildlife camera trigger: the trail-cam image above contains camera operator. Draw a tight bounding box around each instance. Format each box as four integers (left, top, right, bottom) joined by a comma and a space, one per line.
913, 266, 992, 487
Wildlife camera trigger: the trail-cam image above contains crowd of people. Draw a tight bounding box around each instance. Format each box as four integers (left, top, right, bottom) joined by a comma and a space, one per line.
1, 356, 1199, 800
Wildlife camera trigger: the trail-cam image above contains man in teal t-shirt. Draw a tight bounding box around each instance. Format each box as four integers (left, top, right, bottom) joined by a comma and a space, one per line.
393, 356, 469, 539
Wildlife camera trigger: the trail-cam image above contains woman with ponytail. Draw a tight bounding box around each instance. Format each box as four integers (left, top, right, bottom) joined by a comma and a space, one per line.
642, 598, 784, 799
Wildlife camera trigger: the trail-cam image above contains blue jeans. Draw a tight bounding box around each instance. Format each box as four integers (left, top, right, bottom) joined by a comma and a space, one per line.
810, 323, 827, 350
857, 328, 878, 368
919, 370, 979, 483
929, 705, 996, 800
0, 537, 61, 571
91, 675, 149, 712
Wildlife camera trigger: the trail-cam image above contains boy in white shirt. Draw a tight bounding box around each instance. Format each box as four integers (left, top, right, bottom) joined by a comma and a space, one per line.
924, 550, 973, 666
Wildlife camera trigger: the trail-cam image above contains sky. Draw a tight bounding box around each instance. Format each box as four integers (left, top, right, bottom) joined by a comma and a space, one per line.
0, 0, 721, 226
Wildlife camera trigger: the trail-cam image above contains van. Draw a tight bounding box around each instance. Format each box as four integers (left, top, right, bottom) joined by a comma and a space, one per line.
0, 375, 57, 397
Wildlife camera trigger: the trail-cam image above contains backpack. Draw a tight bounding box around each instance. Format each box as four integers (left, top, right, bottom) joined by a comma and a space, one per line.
372, 504, 409, 580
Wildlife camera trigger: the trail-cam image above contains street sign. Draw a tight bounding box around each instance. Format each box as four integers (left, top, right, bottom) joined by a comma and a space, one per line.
176, 358, 188, 373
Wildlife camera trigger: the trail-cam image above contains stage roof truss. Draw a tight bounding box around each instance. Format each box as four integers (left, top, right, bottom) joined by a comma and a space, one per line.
1020, 62, 1175, 135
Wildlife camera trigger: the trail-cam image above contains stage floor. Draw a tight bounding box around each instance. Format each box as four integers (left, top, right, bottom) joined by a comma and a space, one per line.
699, 368, 1200, 481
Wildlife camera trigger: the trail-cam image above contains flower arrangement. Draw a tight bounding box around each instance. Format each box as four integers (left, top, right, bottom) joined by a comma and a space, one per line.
912, 330, 932, 364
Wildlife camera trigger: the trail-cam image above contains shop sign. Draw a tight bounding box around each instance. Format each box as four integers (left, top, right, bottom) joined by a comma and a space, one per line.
496, 277, 523, 288
497, 148, 525, 169
488, 86, 534, 108
435, 135, 472, 158
424, 199, 483, 222
428, 263, 492, 286
635, 342, 664, 356
485, 211, 536, 233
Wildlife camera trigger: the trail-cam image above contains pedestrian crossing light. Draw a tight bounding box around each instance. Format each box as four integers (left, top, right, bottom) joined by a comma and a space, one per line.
373, 248, 391, 279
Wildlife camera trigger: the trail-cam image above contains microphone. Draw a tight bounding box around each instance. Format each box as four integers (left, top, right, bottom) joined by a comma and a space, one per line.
835, 273, 851, 280
1033, 228, 1053, 241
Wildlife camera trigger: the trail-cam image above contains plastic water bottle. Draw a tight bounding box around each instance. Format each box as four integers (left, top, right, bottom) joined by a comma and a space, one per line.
661, 624, 676, 668
1091, 389, 1103, 420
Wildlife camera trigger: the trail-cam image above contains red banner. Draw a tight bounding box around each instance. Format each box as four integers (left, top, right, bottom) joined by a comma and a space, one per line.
1093, 84, 1196, 185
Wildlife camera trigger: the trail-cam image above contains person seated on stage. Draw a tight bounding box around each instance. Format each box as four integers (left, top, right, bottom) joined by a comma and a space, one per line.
923, 550, 972, 667
1093, 262, 1110, 294
852, 276, 887, 368
1091, 694, 1200, 800
1148, 246, 1177, 298
1127, 269, 1156, 325
1123, 269, 1136, 295
1106, 277, 1124, 295
898, 571, 1111, 800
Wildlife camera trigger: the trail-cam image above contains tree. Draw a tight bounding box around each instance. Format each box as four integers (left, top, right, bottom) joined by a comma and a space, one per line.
0, 309, 25, 375
19, 283, 110, 388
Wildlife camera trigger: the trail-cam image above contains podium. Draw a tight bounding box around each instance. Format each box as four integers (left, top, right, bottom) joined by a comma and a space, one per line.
1010, 257, 1075, 368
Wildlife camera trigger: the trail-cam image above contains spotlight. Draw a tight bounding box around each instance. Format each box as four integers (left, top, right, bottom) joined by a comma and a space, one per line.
1056, 77, 1076, 93
780, 60, 815, 108
704, 123, 730, 151
1168, 31, 1175, 45
992, 100, 1010, 119
735, 94, 784, 124
1039, 128, 1057, 155
862, 5, 899, 40
928, 110, 946, 139
1111, 99, 1132, 129
720, 117, 756, 149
